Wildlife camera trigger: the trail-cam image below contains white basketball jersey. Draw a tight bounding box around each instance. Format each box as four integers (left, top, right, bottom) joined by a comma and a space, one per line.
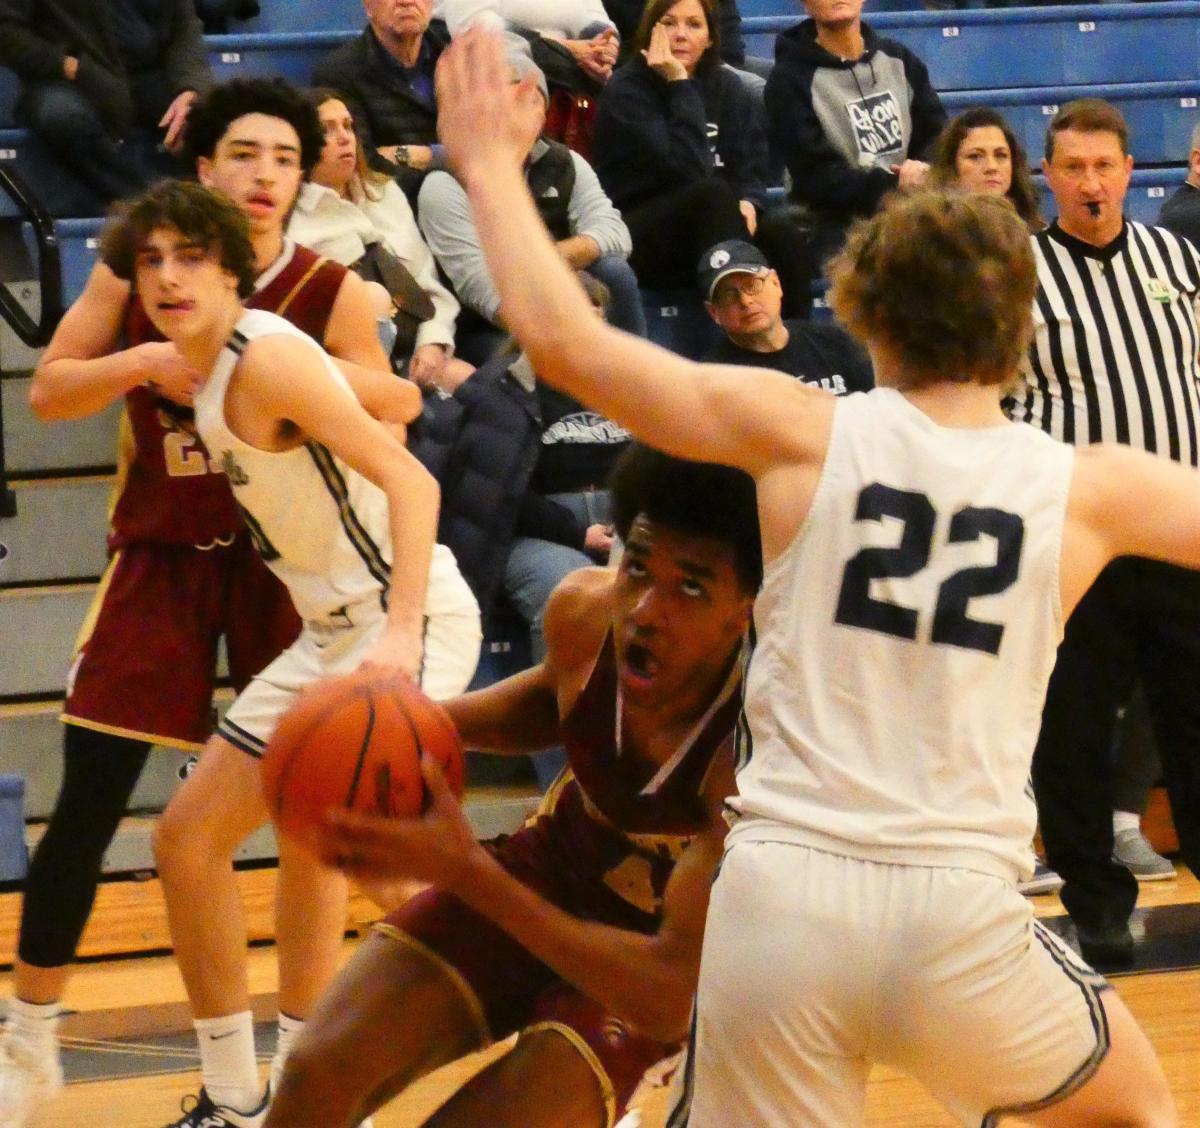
729, 387, 1076, 880
194, 309, 393, 623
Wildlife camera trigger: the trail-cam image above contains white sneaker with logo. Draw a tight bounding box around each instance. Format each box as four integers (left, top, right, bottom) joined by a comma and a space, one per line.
165, 1087, 268, 1128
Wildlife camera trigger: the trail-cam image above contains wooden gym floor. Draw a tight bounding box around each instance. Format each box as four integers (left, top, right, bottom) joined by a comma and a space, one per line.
1, 864, 1197, 1127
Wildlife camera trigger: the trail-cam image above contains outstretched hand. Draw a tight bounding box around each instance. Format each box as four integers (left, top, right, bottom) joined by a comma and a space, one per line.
316, 754, 481, 890
436, 29, 544, 184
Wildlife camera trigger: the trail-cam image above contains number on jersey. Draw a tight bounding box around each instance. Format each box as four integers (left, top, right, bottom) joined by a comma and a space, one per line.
834, 483, 1024, 655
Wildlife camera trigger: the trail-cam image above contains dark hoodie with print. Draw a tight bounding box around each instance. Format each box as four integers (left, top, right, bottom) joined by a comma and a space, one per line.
764, 18, 945, 226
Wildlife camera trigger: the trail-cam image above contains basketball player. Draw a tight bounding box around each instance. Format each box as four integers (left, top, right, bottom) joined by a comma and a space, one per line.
261, 442, 759, 1128
2, 80, 422, 1128
100, 178, 481, 1128
424, 30, 1188, 1126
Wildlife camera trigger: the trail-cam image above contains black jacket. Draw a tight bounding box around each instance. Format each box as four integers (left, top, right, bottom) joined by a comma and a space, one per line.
765, 19, 945, 222
0, 0, 211, 136
593, 56, 767, 214
410, 356, 544, 616
313, 21, 450, 202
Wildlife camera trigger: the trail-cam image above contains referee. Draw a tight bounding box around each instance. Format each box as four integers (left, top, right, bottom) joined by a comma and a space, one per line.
1010, 99, 1200, 968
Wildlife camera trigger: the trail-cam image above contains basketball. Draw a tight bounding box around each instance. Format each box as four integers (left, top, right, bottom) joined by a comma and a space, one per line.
260, 668, 465, 850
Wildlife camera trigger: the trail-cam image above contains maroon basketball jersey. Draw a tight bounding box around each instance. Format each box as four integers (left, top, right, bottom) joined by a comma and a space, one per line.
492, 632, 743, 932
108, 242, 347, 548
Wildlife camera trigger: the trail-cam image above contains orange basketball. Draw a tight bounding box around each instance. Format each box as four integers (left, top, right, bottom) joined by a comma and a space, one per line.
260, 669, 464, 851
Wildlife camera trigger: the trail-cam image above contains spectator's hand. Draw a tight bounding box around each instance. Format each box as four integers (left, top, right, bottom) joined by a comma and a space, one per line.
137, 342, 201, 406
159, 91, 197, 154
62, 55, 80, 81
642, 23, 687, 82
437, 30, 546, 179
561, 37, 613, 83
584, 523, 614, 560
592, 27, 619, 68
408, 342, 449, 390
739, 199, 758, 237
892, 159, 931, 191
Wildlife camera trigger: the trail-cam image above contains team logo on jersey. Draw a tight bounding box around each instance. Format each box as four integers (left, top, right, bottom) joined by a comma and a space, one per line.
709, 248, 731, 270
1146, 278, 1177, 303
847, 91, 904, 163
219, 450, 249, 487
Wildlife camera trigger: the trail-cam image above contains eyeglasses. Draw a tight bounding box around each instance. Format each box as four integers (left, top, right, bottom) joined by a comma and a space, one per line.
712, 274, 768, 308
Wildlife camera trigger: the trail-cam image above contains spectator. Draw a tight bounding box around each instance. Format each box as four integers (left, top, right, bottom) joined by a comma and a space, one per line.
419, 49, 642, 360
592, 0, 773, 294
0, 0, 212, 206
604, 0, 746, 68
930, 107, 1044, 230
288, 88, 471, 392
699, 239, 872, 394
1158, 119, 1200, 248
444, 0, 619, 92
313, 0, 449, 205
1009, 98, 1200, 969
764, 0, 946, 303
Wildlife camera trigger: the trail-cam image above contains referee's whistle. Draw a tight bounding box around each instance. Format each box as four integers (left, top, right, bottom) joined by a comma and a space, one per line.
1086, 201, 1101, 218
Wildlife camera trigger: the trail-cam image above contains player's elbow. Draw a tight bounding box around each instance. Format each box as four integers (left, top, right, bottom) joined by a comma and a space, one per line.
28, 374, 64, 421
626, 985, 695, 1044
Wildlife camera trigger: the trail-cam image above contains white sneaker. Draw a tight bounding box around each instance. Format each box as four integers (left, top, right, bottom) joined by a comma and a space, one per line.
0, 1039, 64, 1127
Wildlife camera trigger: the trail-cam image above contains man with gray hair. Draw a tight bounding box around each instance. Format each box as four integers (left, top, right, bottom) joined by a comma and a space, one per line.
418, 42, 643, 357
1158, 119, 1200, 248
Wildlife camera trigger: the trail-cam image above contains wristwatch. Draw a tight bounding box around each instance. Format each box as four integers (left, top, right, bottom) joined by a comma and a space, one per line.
393, 144, 411, 166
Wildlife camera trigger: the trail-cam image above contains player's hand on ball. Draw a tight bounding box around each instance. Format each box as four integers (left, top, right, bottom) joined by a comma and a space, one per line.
358, 626, 423, 682
318, 755, 479, 889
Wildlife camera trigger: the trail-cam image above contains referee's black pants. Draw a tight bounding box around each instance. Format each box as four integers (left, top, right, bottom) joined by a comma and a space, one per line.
1032, 556, 1200, 933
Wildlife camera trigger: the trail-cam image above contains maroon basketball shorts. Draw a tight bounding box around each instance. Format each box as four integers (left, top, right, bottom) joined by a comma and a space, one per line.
63, 535, 300, 748
380, 858, 679, 1125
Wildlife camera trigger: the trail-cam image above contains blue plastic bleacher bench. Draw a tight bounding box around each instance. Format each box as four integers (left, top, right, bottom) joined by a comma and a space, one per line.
0, 775, 27, 882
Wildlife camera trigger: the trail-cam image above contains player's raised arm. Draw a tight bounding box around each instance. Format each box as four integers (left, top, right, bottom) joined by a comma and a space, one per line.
435, 29, 827, 480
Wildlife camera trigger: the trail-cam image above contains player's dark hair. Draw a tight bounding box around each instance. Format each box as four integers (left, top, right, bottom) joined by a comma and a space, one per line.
183, 77, 325, 173
101, 179, 257, 299
610, 443, 762, 593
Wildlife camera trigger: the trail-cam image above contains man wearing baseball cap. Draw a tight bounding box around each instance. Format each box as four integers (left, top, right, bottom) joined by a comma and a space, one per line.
700, 239, 872, 395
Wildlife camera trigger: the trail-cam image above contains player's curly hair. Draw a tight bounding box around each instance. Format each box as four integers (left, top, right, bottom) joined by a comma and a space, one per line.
609, 443, 762, 593
827, 190, 1036, 388
183, 77, 325, 173
100, 179, 257, 299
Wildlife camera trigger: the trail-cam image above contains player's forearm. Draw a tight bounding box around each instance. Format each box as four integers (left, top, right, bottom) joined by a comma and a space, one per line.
443, 667, 563, 755
29, 352, 147, 421
456, 847, 697, 1041
462, 160, 739, 465
381, 456, 440, 643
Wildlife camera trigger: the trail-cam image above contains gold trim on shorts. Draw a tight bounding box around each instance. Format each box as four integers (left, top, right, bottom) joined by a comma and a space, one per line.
60, 715, 206, 753
523, 1020, 618, 1128
371, 922, 493, 1047
71, 550, 123, 655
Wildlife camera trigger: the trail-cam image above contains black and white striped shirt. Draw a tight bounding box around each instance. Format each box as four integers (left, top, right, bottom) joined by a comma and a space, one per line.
1010, 220, 1200, 466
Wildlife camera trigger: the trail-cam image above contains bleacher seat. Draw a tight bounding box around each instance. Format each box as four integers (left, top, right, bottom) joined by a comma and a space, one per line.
744, 3, 1200, 91
641, 290, 722, 360
230, 0, 364, 34
207, 30, 355, 86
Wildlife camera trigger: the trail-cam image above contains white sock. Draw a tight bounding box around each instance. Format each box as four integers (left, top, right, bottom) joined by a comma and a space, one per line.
195, 1012, 262, 1114
271, 1012, 305, 1084
1113, 809, 1141, 836
6, 998, 60, 1060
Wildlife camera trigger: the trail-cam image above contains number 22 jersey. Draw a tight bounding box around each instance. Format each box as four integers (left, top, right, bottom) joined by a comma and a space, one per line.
729, 387, 1075, 882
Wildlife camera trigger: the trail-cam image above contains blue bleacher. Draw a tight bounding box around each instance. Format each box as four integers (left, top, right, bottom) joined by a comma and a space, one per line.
744, 4, 1200, 90
206, 30, 355, 86
228, 0, 363, 33
941, 81, 1200, 166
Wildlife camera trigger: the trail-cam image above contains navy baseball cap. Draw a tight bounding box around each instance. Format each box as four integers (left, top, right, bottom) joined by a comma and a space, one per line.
697, 240, 770, 301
